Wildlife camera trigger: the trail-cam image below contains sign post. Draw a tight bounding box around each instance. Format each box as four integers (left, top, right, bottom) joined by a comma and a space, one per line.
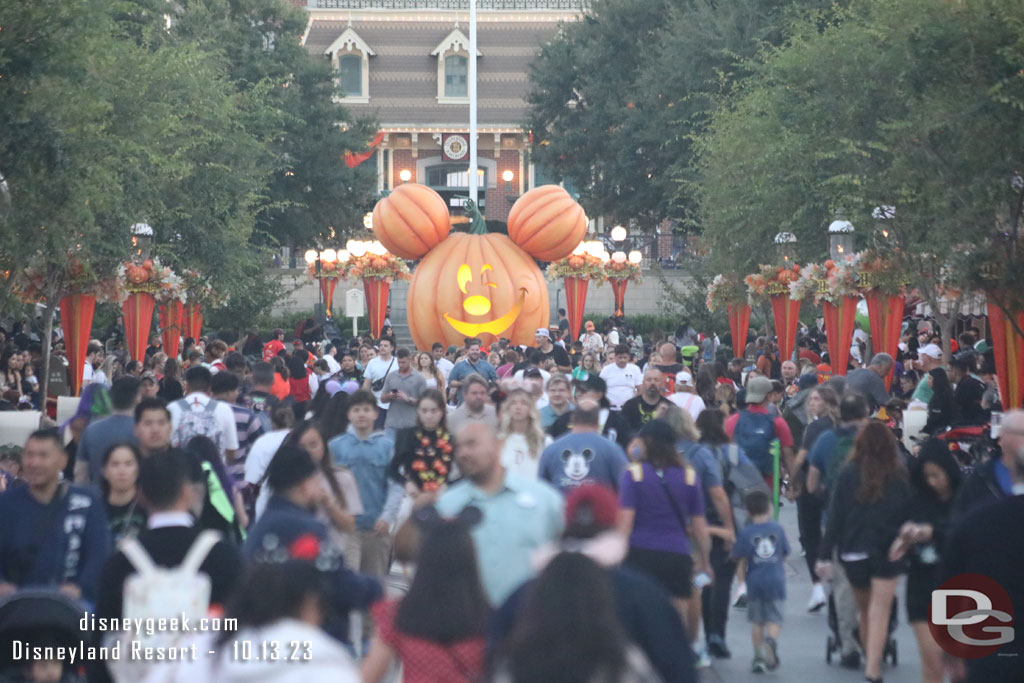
345, 288, 365, 338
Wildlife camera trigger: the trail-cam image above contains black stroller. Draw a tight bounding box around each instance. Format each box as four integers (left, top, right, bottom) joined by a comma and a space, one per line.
0, 590, 88, 682
824, 590, 899, 666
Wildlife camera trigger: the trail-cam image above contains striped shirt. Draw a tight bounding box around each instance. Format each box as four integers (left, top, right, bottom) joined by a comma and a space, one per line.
229, 404, 265, 484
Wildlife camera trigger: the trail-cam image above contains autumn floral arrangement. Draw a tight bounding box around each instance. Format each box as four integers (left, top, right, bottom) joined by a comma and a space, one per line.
545, 252, 606, 282
856, 249, 909, 296
744, 264, 803, 302
119, 258, 183, 298
306, 258, 347, 279
603, 259, 643, 283
706, 273, 748, 312
790, 256, 861, 303
15, 252, 124, 303
346, 252, 411, 282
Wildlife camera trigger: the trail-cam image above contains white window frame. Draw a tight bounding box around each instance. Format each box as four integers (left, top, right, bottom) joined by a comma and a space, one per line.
431, 28, 481, 104
324, 27, 374, 104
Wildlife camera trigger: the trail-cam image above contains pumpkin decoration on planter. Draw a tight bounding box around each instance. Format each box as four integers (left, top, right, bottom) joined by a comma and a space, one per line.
126, 263, 150, 285
375, 184, 586, 349
507, 185, 588, 262
372, 183, 452, 260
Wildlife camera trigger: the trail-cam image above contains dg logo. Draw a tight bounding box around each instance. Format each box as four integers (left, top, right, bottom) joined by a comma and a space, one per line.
930, 573, 1015, 659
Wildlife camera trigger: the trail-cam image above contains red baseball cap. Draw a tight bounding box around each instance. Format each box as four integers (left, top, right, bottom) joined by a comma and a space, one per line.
565, 484, 619, 530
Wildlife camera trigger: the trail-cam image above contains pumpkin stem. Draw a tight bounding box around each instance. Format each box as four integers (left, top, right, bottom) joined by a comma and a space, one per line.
464, 199, 488, 235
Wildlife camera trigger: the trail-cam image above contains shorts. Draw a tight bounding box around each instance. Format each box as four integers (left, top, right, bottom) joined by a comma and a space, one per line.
625, 547, 693, 598
841, 555, 903, 589
747, 597, 784, 625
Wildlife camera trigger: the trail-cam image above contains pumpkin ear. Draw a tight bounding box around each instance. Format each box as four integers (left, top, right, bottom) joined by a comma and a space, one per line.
372, 184, 451, 260
507, 185, 587, 262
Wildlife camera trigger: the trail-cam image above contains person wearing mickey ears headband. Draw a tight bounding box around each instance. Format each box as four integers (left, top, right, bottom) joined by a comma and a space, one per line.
618, 419, 713, 669
243, 446, 382, 648
490, 484, 698, 683
362, 506, 490, 683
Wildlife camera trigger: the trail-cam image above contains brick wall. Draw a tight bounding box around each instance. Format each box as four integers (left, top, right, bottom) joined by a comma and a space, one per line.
485, 149, 521, 222
391, 149, 415, 187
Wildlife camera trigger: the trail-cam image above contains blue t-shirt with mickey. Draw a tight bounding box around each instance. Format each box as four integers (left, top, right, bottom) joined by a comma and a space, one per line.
731, 520, 790, 600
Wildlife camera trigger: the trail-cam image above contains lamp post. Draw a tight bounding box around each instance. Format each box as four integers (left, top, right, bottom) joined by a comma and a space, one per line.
773, 232, 797, 265
610, 225, 628, 243
828, 214, 855, 261
305, 247, 343, 320
130, 222, 154, 260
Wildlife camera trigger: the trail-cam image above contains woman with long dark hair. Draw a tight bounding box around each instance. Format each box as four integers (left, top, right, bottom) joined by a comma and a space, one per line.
317, 390, 352, 440
362, 512, 491, 683
280, 421, 361, 547
101, 443, 147, 543
889, 439, 962, 683
618, 419, 711, 628
157, 358, 184, 402
490, 552, 658, 683
817, 422, 910, 683
922, 367, 957, 434
388, 390, 455, 494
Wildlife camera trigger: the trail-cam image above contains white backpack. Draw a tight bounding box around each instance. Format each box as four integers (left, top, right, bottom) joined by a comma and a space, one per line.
106, 530, 221, 683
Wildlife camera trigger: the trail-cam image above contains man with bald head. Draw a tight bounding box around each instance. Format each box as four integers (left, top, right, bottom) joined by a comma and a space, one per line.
943, 410, 1024, 681
437, 423, 564, 604
621, 367, 673, 434
952, 409, 1024, 520
538, 399, 629, 495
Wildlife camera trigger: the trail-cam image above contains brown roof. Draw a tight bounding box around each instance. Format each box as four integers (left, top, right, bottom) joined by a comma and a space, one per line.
305, 19, 562, 128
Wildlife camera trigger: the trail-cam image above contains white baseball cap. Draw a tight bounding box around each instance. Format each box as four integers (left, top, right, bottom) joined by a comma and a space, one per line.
919, 344, 942, 360
675, 371, 694, 386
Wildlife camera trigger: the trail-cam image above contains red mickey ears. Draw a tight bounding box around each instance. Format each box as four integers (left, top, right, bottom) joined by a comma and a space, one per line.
507, 185, 587, 261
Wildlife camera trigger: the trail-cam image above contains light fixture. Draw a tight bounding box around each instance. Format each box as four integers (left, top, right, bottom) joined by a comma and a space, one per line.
130, 222, 154, 259
502, 170, 514, 182
610, 225, 627, 242
368, 240, 388, 256
773, 231, 798, 264
399, 169, 412, 183
321, 248, 337, 263
828, 213, 855, 261
572, 242, 587, 256
363, 212, 373, 230
628, 250, 642, 264
347, 239, 367, 257
304, 249, 318, 264
612, 251, 627, 264
337, 249, 351, 263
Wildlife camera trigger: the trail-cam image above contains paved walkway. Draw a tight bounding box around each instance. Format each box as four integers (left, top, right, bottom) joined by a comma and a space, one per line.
699, 502, 922, 682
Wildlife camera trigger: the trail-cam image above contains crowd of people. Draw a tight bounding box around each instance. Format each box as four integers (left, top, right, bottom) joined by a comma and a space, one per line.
0, 310, 1021, 683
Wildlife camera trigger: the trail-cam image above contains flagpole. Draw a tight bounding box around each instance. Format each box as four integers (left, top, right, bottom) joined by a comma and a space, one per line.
468, 0, 478, 206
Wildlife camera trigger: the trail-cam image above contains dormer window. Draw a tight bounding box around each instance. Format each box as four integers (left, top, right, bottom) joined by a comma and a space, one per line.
432, 27, 481, 104
324, 27, 375, 104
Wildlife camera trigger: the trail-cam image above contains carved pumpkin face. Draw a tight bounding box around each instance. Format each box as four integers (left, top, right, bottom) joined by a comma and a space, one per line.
126, 264, 150, 284
407, 233, 548, 349
372, 183, 585, 350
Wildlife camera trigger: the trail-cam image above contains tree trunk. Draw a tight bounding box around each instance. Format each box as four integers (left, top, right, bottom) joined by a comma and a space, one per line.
39, 301, 56, 426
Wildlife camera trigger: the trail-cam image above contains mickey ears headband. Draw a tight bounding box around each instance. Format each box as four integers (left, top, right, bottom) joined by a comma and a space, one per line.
371, 184, 587, 262
413, 504, 483, 530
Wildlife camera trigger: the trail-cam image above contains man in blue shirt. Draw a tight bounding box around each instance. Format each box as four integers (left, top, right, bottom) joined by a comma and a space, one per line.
446, 338, 498, 405
76, 376, 140, 485
0, 429, 109, 604
539, 400, 628, 494
438, 422, 563, 604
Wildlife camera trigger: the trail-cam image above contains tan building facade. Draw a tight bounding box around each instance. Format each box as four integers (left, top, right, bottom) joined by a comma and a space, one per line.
301, 0, 587, 222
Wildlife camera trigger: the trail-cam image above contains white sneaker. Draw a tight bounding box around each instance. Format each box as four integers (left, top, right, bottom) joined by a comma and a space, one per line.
807, 582, 827, 613
694, 648, 712, 668
732, 582, 747, 608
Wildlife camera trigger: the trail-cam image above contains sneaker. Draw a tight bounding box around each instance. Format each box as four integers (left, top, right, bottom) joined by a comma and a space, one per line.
694, 648, 712, 668
732, 582, 748, 608
764, 637, 780, 670
839, 650, 862, 669
751, 658, 768, 674
807, 582, 827, 613
707, 634, 731, 659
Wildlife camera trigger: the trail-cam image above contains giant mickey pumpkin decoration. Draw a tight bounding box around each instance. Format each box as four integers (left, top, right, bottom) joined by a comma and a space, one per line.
372, 184, 586, 349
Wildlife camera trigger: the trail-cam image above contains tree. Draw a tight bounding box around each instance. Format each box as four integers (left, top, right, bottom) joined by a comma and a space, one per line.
697, 0, 1024, 354
526, 0, 837, 230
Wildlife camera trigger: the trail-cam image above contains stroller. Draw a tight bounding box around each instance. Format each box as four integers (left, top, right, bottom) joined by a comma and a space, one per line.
824, 590, 899, 666
0, 590, 88, 682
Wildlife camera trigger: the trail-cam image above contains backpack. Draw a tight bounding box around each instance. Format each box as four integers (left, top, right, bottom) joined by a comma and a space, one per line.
106, 530, 221, 683
821, 429, 857, 496
718, 444, 771, 531
733, 410, 776, 477
172, 398, 224, 453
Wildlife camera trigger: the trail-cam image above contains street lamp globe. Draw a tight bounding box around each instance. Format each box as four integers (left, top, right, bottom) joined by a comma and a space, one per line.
399, 169, 412, 183
612, 251, 627, 264
347, 240, 367, 257
502, 170, 514, 183
321, 248, 337, 263
572, 242, 587, 256
363, 212, 373, 230
628, 250, 642, 265
337, 249, 351, 263
368, 241, 388, 256
304, 249, 318, 264
610, 225, 627, 242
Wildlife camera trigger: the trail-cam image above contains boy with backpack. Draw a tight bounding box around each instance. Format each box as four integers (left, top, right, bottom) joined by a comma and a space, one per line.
730, 489, 790, 673
725, 376, 795, 501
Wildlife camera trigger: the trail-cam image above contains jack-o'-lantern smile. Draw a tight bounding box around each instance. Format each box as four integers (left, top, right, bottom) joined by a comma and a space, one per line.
443, 264, 527, 337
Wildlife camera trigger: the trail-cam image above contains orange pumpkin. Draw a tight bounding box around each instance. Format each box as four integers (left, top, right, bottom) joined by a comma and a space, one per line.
405, 230, 549, 350
507, 185, 587, 262
126, 264, 150, 284
372, 184, 451, 260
